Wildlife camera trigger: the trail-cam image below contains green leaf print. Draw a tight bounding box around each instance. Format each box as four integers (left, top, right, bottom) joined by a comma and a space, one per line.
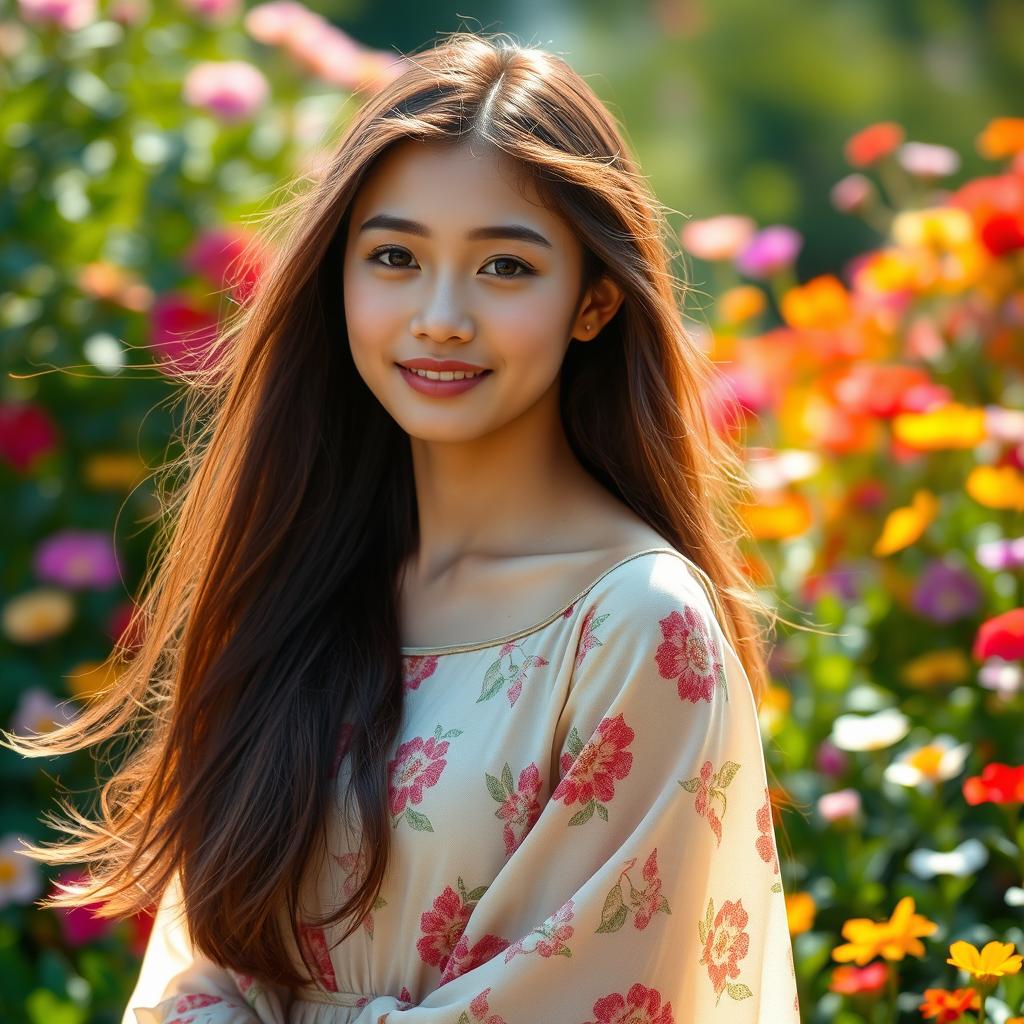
727, 983, 753, 1001
595, 803, 609, 822
566, 725, 585, 759
500, 761, 514, 794
567, 800, 595, 826
484, 771, 507, 804
596, 883, 627, 934
477, 660, 506, 702
717, 760, 741, 787
404, 808, 433, 832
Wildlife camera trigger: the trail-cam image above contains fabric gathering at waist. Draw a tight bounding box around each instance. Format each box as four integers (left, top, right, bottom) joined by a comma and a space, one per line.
291, 987, 376, 1007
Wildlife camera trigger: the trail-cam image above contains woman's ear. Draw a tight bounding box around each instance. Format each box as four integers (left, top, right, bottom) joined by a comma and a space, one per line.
571, 275, 626, 341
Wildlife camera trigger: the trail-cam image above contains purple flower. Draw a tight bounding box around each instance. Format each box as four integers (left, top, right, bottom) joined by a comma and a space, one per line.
735, 226, 803, 279
911, 559, 983, 625
976, 536, 1024, 572
33, 529, 120, 590
183, 61, 269, 122
815, 739, 848, 778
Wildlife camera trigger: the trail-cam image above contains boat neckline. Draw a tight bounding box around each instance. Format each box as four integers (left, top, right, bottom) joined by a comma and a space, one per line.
399, 545, 695, 657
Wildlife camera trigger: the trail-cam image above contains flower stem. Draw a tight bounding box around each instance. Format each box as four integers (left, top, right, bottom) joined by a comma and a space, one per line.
887, 963, 899, 1024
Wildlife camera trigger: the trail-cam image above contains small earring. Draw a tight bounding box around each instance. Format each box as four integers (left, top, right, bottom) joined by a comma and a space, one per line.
584, 323, 593, 332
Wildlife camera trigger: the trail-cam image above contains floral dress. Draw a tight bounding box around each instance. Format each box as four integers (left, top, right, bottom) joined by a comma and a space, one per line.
126, 547, 800, 1024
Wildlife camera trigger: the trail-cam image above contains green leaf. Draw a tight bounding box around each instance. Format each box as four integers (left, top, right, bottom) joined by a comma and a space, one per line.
727, 983, 753, 1001
404, 809, 433, 832
596, 802, 609, 821
679, 776, 700, 793
501, 762, 514, 794
567, 726, 585, 758
596, 882, 626, 933
477, 662, 506, 702
716, 761, 741, 787
484, 772, 506, 804
568, 801, 595, 826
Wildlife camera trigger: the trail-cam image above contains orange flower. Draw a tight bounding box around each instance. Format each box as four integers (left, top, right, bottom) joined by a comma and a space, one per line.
845, 122, 905, 167
947, 939, 1023, 982
785, 892, 815, 936
919, 987, 981, 1023
832, 895, 938, 965
718, 284, 766, 325
872, 489, 938, 556
740, 492, 813, 540
780, 274, 852, 330
977, 117, 1024, 159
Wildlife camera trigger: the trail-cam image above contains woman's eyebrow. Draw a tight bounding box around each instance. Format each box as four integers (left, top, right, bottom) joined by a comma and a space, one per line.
358, 213, 552, 249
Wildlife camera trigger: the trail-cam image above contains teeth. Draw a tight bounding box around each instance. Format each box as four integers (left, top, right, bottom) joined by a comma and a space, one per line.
406, 367, 485, 381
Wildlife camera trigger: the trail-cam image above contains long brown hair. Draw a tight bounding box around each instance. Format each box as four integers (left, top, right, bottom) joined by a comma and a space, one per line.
3, 30, 807, 990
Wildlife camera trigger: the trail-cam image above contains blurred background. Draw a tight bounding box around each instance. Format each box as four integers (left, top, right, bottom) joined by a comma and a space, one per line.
2, 1, 1023, 1021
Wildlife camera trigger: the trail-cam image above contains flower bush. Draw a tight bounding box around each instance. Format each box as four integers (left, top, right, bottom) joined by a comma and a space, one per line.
0, 0, 1022, 1020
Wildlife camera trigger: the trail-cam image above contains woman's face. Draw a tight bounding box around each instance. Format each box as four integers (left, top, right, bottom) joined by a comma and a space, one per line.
342, 139, 592, 443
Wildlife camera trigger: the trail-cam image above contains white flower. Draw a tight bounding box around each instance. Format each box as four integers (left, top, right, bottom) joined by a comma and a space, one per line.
907, 838, 988, 880
0, 834, 43, 908
884, 734, 971, 789
978, 658, 1023, 698
831, 708, 910, 752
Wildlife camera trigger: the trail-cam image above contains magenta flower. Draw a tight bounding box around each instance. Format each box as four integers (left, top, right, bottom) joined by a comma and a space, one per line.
0, 402, 59, 472
976, 536, 1024, 572
185, 227, 265, 304
735, 225, 803, 279
33, 530, 120, 590
182, 61, 269, 122
911, 560, 983, 625
814, 739, 848, 778
18, 0, 96, 30
49, 869, 116, 946
830, 173, 875, 214
148, 294, 220, 376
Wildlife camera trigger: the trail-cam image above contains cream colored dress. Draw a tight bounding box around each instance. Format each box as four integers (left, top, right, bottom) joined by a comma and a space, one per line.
125, 547, 800, 1024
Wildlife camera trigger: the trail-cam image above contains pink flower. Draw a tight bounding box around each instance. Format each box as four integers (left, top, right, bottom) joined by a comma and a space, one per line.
630, 849, 666, 930
182, 61, 269, 122
504, 898, 574, 962
754, 787, 780, 874
388, 735, 448, 816
439, 930, 510, 986
818, 788, 862, 824
0, 402, 59, 472
699, 898, 750, 1000
654, 606, 722, 703
493, 762, 542, 856
49, 869, 116, 946
33, 529, 120, 589
401, 655, 439, 692
180, 0, 239, 21
244, 0, 318, 45
680, 215, 756, 262
185, 227, 266, 304
897, 142, 960, 179
296, 924, 338, 991
735, 225, 803, 279
830, 173, 876, 214
148, 294, 220, 377
416, 885, 472, 972
552, 714, 634, 809
18, 0, 96, 30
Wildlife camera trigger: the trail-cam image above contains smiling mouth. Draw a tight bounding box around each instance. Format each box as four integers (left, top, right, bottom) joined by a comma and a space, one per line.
396, 364, 491, 381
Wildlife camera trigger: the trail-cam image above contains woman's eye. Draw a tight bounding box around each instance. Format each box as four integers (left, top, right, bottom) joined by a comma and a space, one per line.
481, 256, 533, 279
367, 246, 417, 269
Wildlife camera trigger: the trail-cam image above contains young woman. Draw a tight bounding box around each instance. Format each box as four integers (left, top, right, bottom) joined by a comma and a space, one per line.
7, 30, 801, 1024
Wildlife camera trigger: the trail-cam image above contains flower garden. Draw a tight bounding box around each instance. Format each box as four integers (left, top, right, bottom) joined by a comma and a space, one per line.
0, 1, 1022, 1022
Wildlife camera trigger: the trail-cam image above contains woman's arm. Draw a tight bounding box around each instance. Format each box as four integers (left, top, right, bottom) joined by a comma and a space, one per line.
122, 871, 291, 1024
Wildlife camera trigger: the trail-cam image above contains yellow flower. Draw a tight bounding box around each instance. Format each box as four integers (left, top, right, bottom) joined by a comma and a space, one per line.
892, 208, 974, 250
786, 892, 815, 936
832, 895, 938, 965
901, 649, 970, 689
82, 452, 148, 490
873, 489, 938, 556
1, 588, 75, 644
64, 659, 124, 702
718, 285, 766, 326
947, 940, 1023, 982
966, 465, 1024, 511
780, 274, 852, 330
892, 403, 987, 451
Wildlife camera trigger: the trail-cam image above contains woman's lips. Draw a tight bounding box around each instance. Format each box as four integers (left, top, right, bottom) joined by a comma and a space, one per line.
396, 363, 492, 397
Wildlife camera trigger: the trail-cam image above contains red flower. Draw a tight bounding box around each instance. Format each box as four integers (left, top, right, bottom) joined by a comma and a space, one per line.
699, 898, 751, 999
402, 655, 439, 692
962, 762, 1024, 805
494, 762, 542, 856
920, 987, 981, 1022
973, 608, 1024, 661
829, 961, 889, 995
467, 987, 507, 1024
297, 924, 338, 991
185, 227, 267, 304
584, 982, 674, 1024
654, 606, 722, 703
503, 898, 575, 962
439, 931, 510, 986
388, 734, 449, 816
630, 849, 666, 930
552, 713, 634, 808
0, 401, 59, 472
416, 885, 472, 973
149, 294, 221, 377
574, 605, 608, 668
845, 122, 905, 167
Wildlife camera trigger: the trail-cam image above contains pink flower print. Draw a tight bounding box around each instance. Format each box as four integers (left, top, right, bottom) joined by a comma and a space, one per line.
458, 986, 508, 1024
439, 931, 511, 986
476, 640, 549, 707
654, 605, 727, 703
552, 713, 634, 826
334, 849, 387, 937
503, 898, 575, 963
584, 982, 675, 1024
330, 721, 354, 777
574, 604, 610, 668
485, 761, 542, 856
416, 876, 488, 974
297, 924, 338, 992
697, 896, 753, 1006
402, 654, 439, 692
598, 849, 671, 933
387, 723, 462, 832
754, 786, 780, 877
678, 758, 741, 847
362, 986, 413, 1010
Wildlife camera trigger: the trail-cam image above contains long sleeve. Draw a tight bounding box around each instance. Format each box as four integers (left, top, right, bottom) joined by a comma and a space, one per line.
123, 870, 292, 1024
344, 558, 800, 1023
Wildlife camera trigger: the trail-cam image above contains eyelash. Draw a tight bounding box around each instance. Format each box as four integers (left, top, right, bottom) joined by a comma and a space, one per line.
365, 245, 535, 278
